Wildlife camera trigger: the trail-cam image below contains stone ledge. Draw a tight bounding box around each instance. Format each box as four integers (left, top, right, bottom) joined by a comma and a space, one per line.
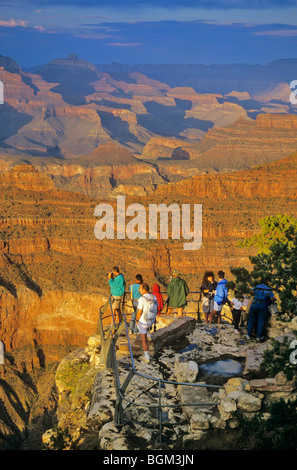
152, 315, 196, 353
118, 315, 196, 356
250, 378, 297, 393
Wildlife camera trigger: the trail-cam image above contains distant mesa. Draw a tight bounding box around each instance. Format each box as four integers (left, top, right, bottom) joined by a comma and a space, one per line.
79, 142, 139, 167
226, 90, 251, 101
99, 59, 297, 97
0, 54, 21, 74
141, 137, 200, 161
38, 53, 99, 73
171, 147, 191, 160
253, 82, 292, 104
0, 52, 297, 178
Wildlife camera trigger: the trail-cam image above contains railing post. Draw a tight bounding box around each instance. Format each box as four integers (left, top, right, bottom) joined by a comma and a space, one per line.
97, 297, 125, 367
96, 289, 223, 446
156, 379, 164, 446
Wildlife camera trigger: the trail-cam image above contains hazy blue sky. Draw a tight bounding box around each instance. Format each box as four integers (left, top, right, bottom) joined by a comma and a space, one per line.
1, 0, 297, 66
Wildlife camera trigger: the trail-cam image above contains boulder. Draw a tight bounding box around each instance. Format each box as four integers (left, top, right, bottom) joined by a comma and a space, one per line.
220, 396, 237, 414
209, 415, 226, 429
99, 421, 121, 450
87, 399, 113, 426
174, 357, 199, 383
190, 411, 210, 431
228, 390, 262, 412
287, 316, 297, 332
224, 377, 250, 394
243, 343, 269, 374
178, 382, 213, 419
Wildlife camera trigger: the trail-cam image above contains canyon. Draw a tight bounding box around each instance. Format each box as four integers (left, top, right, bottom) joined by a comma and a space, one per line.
0, 53, 297, 203
0, 150, 297, 356
0, 52, 297, 449
0, 53, 296, 164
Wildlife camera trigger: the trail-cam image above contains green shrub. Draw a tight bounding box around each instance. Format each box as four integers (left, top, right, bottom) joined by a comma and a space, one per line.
240, 398, 297, 450
42, 426, 75, 450
260, 334, 297, 382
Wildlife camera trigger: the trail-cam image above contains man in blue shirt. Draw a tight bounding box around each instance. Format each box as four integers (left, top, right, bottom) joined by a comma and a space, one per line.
211, 271, 229, 324
108, 266, 126, 323
247, 283, 275, 341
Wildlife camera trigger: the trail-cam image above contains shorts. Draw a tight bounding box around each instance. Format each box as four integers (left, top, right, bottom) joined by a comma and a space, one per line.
202, 297, 214, 314
213, 301, 223, 312
138, 321, 150, 334
112, 295, 123, 309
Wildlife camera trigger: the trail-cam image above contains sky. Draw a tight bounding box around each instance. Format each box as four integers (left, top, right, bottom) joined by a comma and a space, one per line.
0, 0, 297, 66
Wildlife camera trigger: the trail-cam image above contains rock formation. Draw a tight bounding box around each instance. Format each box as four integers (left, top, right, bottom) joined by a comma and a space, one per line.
0, 148, 296, 356
41, 318, 297, 451
2, 53, 296, 163
0, 52, 297, 450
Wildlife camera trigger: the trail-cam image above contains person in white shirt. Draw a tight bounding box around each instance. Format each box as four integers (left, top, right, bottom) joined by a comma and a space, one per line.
231, 291, 243, 332
136, 283, 158, 363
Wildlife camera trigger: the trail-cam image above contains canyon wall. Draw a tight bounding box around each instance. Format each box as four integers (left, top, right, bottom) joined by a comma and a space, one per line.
0, 152, 296, 355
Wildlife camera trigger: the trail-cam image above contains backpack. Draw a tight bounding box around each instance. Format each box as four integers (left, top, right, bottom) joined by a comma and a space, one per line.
141, 295, 158, 324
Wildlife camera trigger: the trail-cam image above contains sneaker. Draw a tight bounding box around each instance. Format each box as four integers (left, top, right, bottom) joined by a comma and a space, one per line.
141, 355, 150, 364
246, 335, 251, 340
256, 336, 265, 342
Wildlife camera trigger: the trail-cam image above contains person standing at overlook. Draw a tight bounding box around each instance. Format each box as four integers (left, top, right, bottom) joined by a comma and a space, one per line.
211, 270, 229, 324
167, 269, 189, 317
201, 271, 217, 323
129, 274, 143, 333
108, 266, 126, 323
136, 283, 158, 363
246, 281, 275, 341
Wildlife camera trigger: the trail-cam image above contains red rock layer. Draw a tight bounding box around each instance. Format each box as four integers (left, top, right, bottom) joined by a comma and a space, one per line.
0, 152, 296, 354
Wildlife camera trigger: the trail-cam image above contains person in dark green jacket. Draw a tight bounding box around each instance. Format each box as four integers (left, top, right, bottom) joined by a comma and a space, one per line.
166, 269, 189, 316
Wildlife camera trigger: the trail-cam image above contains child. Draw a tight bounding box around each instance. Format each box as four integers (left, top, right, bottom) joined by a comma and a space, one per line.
231, 290, 243, 333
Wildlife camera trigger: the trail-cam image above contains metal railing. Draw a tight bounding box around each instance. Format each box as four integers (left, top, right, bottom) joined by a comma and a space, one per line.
96, 291, 225, 446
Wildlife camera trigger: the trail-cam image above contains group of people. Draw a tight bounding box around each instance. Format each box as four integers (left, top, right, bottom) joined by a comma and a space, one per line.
108, 266, 276, 363
108, 266, 189, 363
201, 270, 249, 329
201, 270, 276, 341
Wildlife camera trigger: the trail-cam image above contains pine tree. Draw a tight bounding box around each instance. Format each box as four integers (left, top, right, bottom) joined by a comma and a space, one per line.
229, 216, 297, 316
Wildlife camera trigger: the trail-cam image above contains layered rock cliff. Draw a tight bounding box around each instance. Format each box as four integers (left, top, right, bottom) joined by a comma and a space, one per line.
0, 151, 297, 356
0, 149, 296, 448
